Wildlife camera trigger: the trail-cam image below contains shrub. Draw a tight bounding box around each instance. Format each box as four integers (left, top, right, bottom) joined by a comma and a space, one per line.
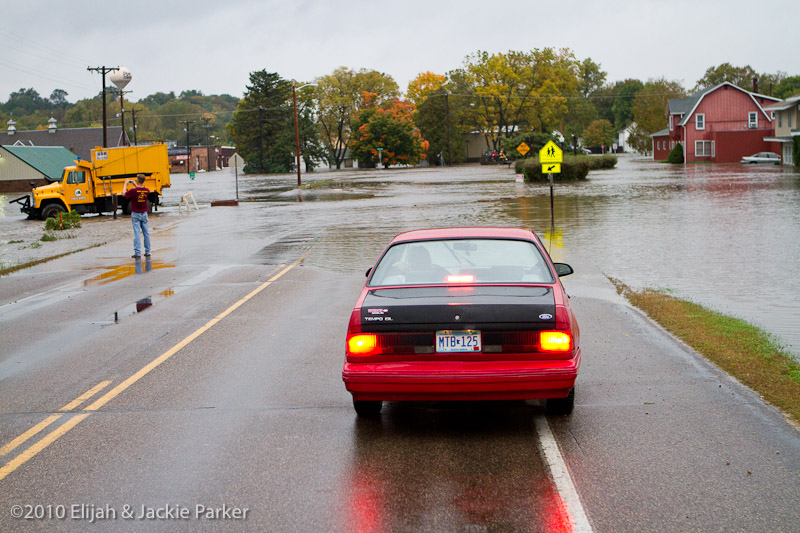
667, 143, 684, 164
565, 154, 617, 170
517, 159, 589, 182
514, 153, 615, 180
44, 210, 82, 230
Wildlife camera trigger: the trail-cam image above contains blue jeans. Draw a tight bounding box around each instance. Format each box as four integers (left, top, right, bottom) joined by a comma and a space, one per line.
131, 211, 151, 256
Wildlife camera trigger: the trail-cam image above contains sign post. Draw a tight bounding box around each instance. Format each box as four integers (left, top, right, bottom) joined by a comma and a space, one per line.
539, 141, 564, 240
230, 153, 245, 201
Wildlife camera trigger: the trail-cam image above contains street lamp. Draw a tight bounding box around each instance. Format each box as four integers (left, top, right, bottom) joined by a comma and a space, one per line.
293, 83, 318, 186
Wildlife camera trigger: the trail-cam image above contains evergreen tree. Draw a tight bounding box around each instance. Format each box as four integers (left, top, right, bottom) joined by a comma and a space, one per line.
227, 71, 294, 174
667, 142, 684, 164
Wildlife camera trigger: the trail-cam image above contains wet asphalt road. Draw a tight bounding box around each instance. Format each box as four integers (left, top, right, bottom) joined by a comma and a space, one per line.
0, 165, 798, 532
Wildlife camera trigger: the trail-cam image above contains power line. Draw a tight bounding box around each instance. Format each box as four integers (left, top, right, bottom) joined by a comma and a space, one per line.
0, 26, 89, 68
0, 59, 96, 93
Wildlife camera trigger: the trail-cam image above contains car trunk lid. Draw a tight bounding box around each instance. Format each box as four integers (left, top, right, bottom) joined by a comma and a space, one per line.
360, 285, 556, 332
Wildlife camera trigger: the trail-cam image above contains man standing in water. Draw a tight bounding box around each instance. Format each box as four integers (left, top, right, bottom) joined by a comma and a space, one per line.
123, 174, 151, 259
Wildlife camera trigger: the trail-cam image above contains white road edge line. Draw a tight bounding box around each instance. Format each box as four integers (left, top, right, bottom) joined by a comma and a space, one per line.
534, 415, 593, 533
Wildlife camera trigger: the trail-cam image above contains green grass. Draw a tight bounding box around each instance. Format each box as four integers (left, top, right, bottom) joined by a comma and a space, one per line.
298, 178, 336, 190
610, 278, 800, 425
0, 243, 106, 277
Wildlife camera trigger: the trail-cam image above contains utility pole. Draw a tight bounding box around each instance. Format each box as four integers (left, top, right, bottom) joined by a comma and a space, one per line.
116, 89, 132, 145
293, 86, 300, 183
87, 66, 119, 147
129, 108, 140, 145
445, 93, 452, 166
258, 106, 265, 171
181, 119, 195, 173
202, 115, 213, 171
292, 83, 318, 186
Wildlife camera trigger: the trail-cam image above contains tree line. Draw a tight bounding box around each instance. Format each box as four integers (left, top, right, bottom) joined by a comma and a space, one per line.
0, 88, 238, 148
2, 56, 799, 172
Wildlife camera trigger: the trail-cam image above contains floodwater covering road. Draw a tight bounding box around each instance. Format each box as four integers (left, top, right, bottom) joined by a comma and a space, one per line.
194, 155, 800, 357
0, 157, 798, 532
3, 155, 799, 357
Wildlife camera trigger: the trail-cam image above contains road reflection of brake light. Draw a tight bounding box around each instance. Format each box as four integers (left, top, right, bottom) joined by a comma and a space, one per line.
348, 334, 378, 355
540, 331, 572, 352
446, 275, 475, 283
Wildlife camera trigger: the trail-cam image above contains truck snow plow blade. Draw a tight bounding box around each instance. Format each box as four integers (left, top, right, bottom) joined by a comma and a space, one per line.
9, 194, 32, 216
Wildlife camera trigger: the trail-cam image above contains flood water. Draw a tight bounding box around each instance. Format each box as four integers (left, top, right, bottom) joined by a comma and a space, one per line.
3, 156, 799, 357
207, 156, 799, 357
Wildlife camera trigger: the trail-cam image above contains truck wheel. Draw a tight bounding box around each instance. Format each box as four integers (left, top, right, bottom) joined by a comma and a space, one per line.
121, 199, 131, 215
41, 204, 65, 220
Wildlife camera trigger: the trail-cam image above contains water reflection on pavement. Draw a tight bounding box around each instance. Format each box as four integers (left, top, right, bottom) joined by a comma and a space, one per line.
342, 403, 570, 532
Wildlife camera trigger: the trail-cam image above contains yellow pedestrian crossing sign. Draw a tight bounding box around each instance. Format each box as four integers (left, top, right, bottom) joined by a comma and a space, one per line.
542, 163, 561, 174
539, 141, 563, 163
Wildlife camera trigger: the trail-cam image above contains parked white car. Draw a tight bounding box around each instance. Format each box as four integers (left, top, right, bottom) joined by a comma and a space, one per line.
740, 152, 781, 164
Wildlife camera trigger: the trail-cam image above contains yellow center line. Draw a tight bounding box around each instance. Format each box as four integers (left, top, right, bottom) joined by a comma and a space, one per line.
0, 257, 303, 483
0, 415, 62, 457
0, 380, 112, 456
59, 380, 112, 412
0, 415, 90, 482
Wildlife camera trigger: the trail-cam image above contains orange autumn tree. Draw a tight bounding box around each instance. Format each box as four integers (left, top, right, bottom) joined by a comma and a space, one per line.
350, 92, 429, 168
406, 71, 447, 105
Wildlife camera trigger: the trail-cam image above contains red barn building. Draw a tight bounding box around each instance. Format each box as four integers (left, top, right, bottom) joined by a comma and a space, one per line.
652, 82, 780, 163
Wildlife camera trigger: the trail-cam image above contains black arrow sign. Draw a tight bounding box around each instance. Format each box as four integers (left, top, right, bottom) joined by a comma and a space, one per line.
548, 165, 556, 171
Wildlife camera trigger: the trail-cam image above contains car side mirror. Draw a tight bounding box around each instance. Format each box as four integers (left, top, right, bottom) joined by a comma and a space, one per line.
365, 267, 372, 278
554, 263, 574, 277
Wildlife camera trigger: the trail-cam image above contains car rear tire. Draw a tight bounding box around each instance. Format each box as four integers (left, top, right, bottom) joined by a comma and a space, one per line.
353, 399, 382, 418
546, 388, 575, 416
41, 204, 66, 220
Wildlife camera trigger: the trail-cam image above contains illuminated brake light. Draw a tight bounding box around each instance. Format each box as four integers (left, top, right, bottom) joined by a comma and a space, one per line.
540, 331, 572, 352
446, 275, 475, 283
347, 334, 378, 355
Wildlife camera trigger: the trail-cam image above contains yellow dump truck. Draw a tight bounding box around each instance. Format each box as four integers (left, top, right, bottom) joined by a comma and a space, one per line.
11, 144, 171, 220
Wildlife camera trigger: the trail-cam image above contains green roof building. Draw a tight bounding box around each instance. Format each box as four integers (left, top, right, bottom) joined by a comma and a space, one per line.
0, 145, 79, 193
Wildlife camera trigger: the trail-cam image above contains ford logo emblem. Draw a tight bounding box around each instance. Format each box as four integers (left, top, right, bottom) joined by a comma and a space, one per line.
539, 314, 553, 320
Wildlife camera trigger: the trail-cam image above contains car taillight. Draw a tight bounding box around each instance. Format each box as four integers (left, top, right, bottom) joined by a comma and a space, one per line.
539, 331, 572, 352
346, 333, 433, 358
347, 334, 378, 355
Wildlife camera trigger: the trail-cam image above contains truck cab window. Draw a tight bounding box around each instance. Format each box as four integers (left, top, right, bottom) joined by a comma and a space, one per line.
67, 171, 86, 184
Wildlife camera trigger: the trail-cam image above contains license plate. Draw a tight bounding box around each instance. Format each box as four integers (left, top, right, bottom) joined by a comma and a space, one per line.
436, 330, 481, 353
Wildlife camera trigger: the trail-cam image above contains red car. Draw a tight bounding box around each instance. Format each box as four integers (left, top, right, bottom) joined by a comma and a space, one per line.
342, 227, 581, 417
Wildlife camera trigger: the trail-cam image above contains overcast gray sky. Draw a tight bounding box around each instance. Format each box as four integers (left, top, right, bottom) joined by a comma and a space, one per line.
1, 0, 798, 103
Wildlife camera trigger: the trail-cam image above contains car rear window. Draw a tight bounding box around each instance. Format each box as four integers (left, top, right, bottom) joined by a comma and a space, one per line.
368, 239, 554, 286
